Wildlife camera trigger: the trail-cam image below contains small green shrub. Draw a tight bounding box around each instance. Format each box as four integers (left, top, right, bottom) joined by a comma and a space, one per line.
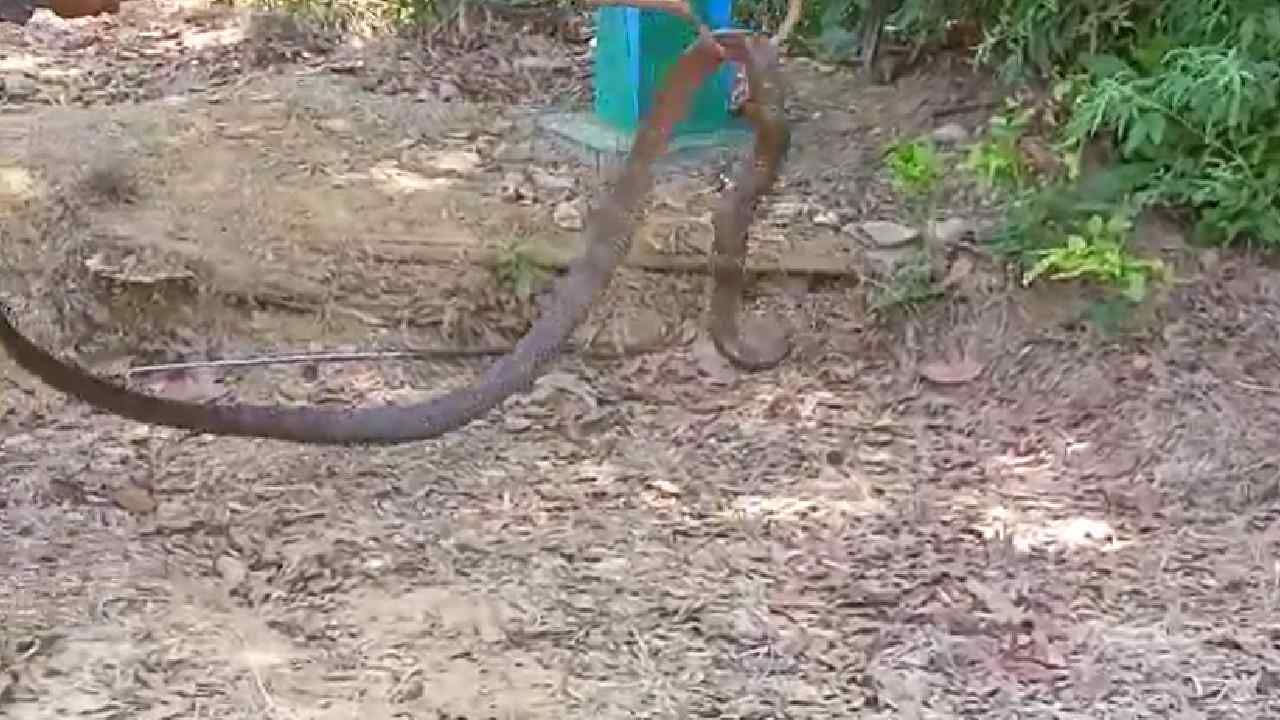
247, 0, 452, 32
1067, 45, 1280, 247
495, 241, 548, 303
1022, 211, 1166, 301
884, 137, 943, 196
868, 252, 943, 314
963, 101, 1034, 190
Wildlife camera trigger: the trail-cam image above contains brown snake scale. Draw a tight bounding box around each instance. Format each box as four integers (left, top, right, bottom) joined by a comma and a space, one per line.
0, 28, 791, 445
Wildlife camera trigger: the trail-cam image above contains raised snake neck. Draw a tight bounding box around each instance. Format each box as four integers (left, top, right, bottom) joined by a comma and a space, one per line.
0, 30, 791, 446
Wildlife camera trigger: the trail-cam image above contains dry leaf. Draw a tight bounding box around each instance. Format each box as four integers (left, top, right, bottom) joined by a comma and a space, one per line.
920, 357, 983, 385
215, 555, 248, 587
966, 578, 1021, 624
112, 485, 156, 514
647, 479, 683, 496
940, 254, 975, 289
553, 200, 583, 230
1071, 659, 1111, 702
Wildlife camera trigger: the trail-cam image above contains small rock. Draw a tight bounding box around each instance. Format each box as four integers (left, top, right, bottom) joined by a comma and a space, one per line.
0, 165, 36, 211
769, 200, 806, 226
220, 124, 261, 139
391, 677, 425, 703
530, 166, 575, 192
515, 56, 572, 71
503, 415, 534, 432
553, 200, 583, 230
928, 218, 977, 247
862, 244, 923, 274
813, 210, 842, 228
647, 479, 683, 496
619, 307, 667, 349
1, 73, 37, 100
931, 122, 969, 146
215, 555, 248, 587
939, 253, 975, 289
112, 485, 157, 514
318, 117, 353, 135
498, 171, 529, 203
491, 140, 535, 163
435, 80, 460, 102
422, 149, 482, 175
778, 274, 813, 299
1198, 249, 1220, 272
920, 357, 984, 385
855, 220, 921, 248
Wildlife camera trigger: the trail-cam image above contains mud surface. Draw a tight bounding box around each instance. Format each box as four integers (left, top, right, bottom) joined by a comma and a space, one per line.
4, 3, 1280, 718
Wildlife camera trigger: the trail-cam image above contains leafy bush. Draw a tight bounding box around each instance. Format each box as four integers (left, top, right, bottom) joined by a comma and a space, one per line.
884, 137, 942, 196
965, 0, 1280, 266
1066, 45, 1280, 247
248, 0, 458, 33
1023, 212, 1166, 302
962, 101, 1034, 190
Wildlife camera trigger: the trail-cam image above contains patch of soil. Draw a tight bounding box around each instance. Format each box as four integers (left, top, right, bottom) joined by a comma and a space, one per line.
4, 4, 1280, 719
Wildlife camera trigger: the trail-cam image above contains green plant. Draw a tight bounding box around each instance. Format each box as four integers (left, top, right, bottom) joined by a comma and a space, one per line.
950, 0, 1280, 255
734, 0, 829, 47
868, 252, 944, 314
249, 0, 455, 32
963, 101, 1035, 190
885, 137, 943, 196
494, 241, 548, 303
1022, 211, 1165, 301
973, 0, 1142, 83
1067, 44, 1280, 247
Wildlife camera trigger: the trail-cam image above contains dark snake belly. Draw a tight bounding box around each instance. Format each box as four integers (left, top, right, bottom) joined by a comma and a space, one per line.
0, 29, 791, 445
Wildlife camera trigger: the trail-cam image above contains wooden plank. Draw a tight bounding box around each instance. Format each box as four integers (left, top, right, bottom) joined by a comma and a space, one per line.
365, 233, 865, 279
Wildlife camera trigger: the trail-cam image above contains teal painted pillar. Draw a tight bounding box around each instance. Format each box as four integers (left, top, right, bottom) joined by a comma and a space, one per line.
593, 0, 735, 137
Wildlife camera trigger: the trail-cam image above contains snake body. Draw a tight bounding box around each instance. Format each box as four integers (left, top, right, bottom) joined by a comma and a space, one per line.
0, 30, 790, 446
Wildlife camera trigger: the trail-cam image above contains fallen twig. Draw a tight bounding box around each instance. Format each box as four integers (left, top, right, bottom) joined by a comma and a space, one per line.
122, 337, 672, 378
363, 238, 866, 279
932, 100, 1000, 120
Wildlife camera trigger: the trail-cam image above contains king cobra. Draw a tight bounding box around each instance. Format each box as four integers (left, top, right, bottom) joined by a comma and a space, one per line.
0, 28, 792, 446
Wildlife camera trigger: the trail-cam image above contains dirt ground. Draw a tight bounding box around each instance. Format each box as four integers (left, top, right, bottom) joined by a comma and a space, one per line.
4, 2, 1280, 718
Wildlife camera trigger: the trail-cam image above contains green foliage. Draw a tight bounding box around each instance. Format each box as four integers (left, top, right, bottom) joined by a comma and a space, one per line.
733, 0, 829, 47
991, 161, 1151, 255
249, 0, 455, 32
1067, 44, 1280, 246
1022, 212, 1166, 302
958, 0, 1280, 252
495, 241, 548, 303
884, 137, 942, 196
868, 252, 943, 314
962, 101, 1034, 190
973, 0, 1141, 83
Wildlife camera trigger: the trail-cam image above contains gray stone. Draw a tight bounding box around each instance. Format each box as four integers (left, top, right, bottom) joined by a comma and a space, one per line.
856, 220, 921, 248
927, 218, 978, 247
931, 122, 969, 146
1, 73, 37, 100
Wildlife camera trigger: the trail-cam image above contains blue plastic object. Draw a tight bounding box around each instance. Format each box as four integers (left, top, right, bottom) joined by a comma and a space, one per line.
592, 0, 735, 137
